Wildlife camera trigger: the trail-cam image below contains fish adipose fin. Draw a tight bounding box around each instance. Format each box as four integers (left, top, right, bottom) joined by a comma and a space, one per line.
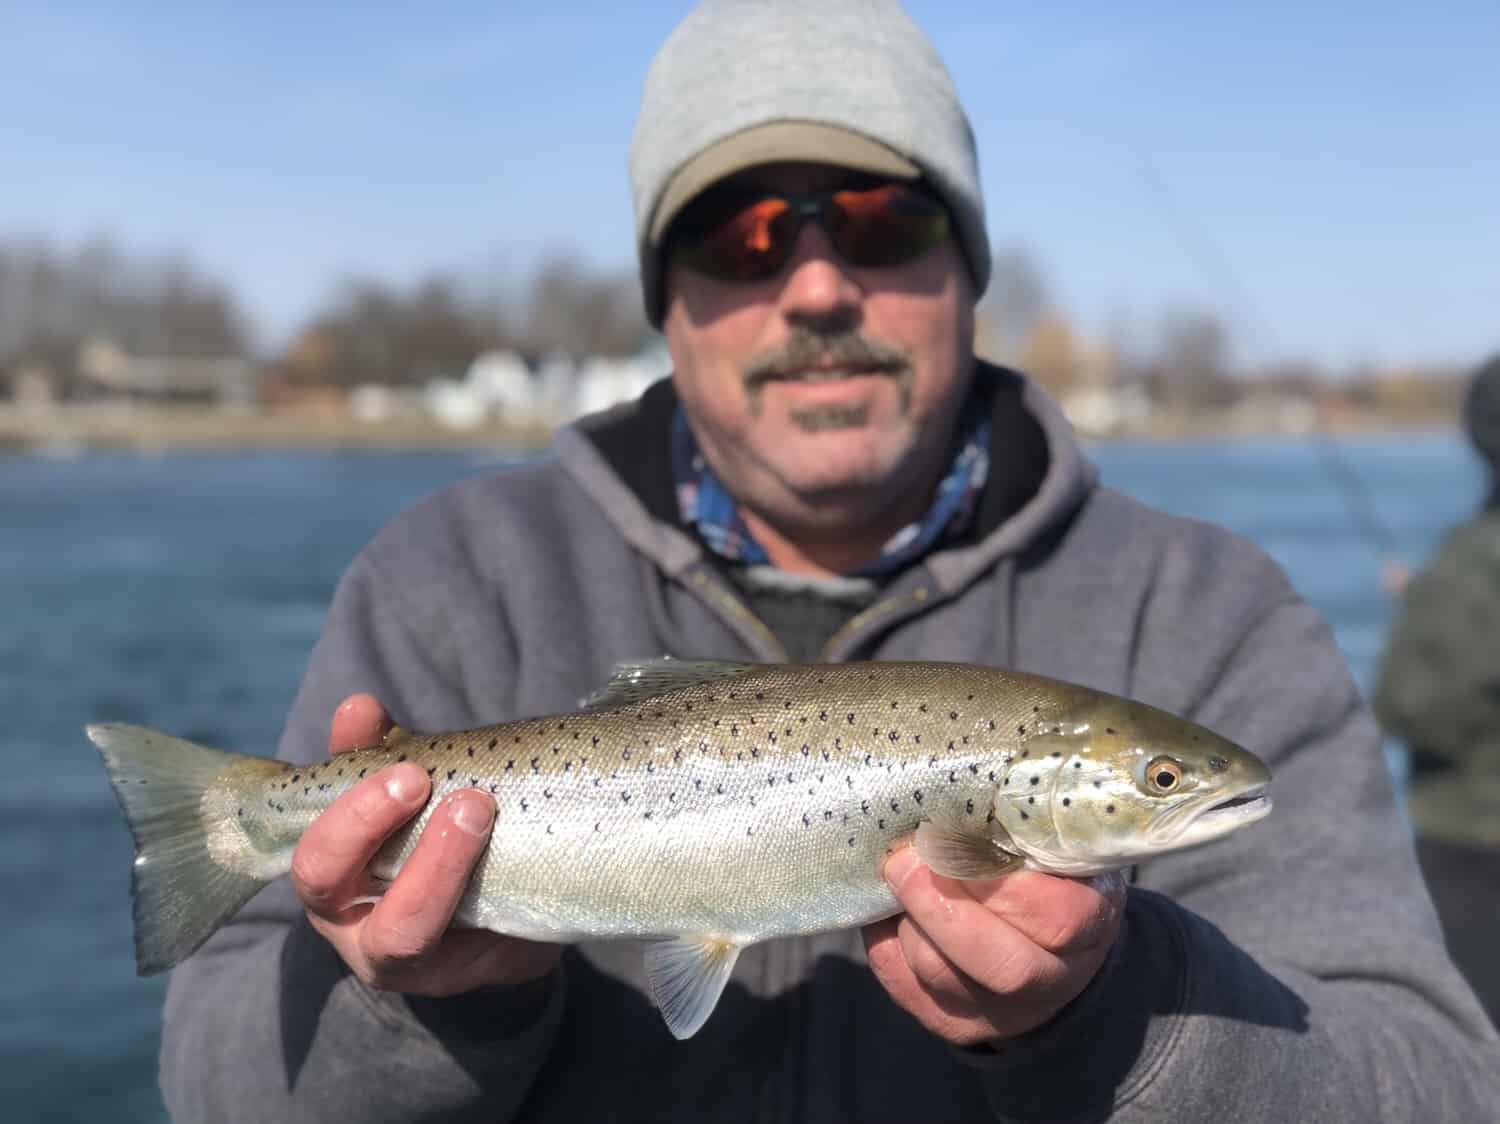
915, 815, 1026, 880
582, 658, 765, 711
86, 723, 282, 975
642, 934, 743, 1040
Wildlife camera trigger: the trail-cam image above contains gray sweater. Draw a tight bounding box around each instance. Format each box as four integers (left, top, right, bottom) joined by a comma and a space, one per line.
159, 366, 1500, 1122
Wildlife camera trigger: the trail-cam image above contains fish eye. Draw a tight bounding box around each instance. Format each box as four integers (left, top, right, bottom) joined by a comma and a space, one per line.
1146, 756, 1184, 793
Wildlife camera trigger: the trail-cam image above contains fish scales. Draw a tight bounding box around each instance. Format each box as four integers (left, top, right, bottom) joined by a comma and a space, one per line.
89, 659, 1273, 1038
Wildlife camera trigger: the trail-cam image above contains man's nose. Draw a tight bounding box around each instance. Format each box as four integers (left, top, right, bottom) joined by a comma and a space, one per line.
775, 222, 863, 329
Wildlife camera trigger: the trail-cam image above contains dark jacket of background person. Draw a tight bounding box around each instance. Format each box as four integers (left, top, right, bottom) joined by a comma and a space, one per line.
1374, 353, 1500, 1028
156, 366, 1500, 1123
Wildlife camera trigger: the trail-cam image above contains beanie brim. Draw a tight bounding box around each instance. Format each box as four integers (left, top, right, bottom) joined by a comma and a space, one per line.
648, 121, 920, 246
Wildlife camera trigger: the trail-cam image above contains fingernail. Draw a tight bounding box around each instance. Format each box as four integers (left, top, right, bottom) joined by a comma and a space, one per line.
451, 794, 494, 836
384, 764, 425, 804
883, 848, 920, 889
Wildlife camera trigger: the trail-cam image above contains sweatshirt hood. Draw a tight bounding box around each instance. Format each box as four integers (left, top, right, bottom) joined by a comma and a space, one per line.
551, 361, 1097, 598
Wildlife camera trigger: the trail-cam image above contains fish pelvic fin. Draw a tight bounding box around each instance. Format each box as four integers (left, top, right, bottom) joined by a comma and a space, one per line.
581, 658, 765, 711
86, 723, 283, 976
643, 934, 743, 1040
915, 814, 1026, 881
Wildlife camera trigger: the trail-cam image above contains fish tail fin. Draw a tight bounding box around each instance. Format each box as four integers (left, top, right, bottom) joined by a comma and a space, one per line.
87, 722, 284, 975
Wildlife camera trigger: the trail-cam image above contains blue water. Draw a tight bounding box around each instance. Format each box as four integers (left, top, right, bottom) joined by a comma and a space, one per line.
0, 436, 1482, 1122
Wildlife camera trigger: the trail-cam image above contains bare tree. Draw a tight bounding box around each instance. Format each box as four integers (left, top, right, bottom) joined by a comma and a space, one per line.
975, 245, 1049, 365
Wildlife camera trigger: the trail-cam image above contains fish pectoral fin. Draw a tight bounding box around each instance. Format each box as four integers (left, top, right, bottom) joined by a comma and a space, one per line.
581, 658, 765, 711
915, 816, 1025, 880
642, 934, 742, 1040
381, 725, 413, 747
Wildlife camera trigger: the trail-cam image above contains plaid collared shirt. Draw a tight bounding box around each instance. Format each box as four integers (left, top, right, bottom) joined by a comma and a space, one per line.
671, 390, 991, 577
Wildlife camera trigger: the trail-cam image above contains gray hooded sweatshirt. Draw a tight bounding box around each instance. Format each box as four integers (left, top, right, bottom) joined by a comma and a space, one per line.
159, 365, 1499, 1122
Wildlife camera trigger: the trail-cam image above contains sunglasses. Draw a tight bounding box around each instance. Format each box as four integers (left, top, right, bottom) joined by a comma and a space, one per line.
667, 179, 951, 283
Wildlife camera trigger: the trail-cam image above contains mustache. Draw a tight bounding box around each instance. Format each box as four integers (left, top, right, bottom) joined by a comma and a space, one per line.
742, 328, 910, 392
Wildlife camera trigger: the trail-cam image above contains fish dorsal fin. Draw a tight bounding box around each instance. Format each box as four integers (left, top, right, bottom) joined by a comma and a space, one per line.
581, 659, 763, 711
643, 934, 743, 1040
915, 814, 1026, 880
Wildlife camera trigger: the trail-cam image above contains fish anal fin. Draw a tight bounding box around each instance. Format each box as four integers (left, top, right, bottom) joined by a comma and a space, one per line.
915, 816, 1025, 881
581, 659, 764, 711
642, 934, 742, 1040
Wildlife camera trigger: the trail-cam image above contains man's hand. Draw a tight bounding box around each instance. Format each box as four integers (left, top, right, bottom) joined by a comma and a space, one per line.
290, 694, 562, 997
863, 846, 1125, 1047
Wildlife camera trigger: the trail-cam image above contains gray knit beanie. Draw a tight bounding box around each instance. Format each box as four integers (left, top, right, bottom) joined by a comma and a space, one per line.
630, 0, 990, 327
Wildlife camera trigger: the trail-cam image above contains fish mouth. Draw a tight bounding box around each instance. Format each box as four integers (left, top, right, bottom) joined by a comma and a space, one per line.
1145, 783, 1273, 849
1184, 784, 1273, 837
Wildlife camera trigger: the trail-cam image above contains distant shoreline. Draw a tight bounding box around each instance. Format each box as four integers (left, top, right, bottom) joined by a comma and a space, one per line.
0, 403, 1456, 457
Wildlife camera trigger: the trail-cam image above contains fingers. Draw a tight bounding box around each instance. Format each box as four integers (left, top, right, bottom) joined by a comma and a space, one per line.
291, 763, 430, 918
357, 790, 496, 983
330, 693, 394, 755
881, 848, 1104, 995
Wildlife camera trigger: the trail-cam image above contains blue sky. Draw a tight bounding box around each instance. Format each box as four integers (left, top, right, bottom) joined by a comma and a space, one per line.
3, 2, 1495, 369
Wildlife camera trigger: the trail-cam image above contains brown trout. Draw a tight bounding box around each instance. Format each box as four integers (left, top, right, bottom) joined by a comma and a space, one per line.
88, 659, 1272, 1038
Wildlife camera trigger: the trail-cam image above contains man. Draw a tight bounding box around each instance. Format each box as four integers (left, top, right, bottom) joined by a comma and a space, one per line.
159, 2, 1500, 1120
1374, 353, 1500, 1029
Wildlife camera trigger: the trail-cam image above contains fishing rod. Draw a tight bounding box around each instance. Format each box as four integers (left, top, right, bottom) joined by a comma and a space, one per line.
1137, 162, 1409, 586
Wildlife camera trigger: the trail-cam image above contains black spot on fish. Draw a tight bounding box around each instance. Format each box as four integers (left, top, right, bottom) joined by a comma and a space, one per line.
488, 737, 498, 750
919, 703, 928, 713
819, 710, 828, 721
1062, 797, 1071, 807
623, 748, 632, 760
694, 779, 702, 790
890, 800, 900, 812
1106, 804, 1116, 814
621, 792, 631, 803
291, 774, 301, 783
1021, 749, 1029, 759
1020, 809, 1029, 820
490, 784, 499, 794
645, 811, 654, 820
592, 735, 600, 746
521, 798, 529, 812
889, 731, 899, 743
468, 746, 475, 758
1094, 780, 1103, 788
669, 792, 677, 802
966, 799, 975, 815
505, 760, 514, 772
802, 813, 810, 827
848, 713, 855, 724
595, 822, 601, 832
447, 770, 456, 780
427, 766, 437, 777
546, 824, 554, 835
1028, 796, 1036, 805
647, 761, 656, 773
848, 837, 856, 847
1106, 727, 1117, 735
1073, 761, 1083, 770
1030, 776, 1039, 785
358, 768, 367, 778
530, 758, 540, 773
913, 790, 923, 803
970, 764, 980, 775
397, 754, 407, 763
673, 749, 682, 762
949, 711, 958, 720
879, 818, 886, 829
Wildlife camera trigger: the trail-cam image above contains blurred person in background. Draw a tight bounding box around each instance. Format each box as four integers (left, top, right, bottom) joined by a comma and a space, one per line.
156, 2, 1499, 1121
1374, 352, 1500, 1029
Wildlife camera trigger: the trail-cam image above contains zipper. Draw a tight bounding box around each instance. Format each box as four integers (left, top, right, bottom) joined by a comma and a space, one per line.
686, 568, 788, 661
819, 584, 932, 661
